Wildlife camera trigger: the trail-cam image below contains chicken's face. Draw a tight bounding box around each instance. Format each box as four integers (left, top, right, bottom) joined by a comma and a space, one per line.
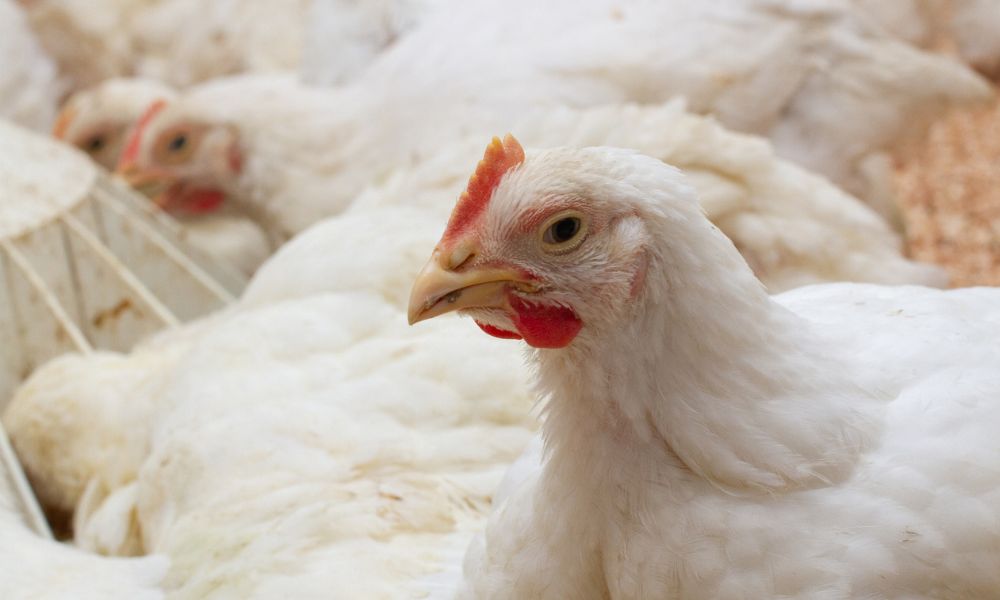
409, 135, 658, 349
53, 79, 179, 172
117, 101, 242, 216
53, 105, 129, 171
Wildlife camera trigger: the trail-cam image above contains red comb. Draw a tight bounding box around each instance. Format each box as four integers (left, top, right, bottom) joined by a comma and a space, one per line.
119, 99, 167, 168
442, 134, 525, 243
52, 106, 77, 139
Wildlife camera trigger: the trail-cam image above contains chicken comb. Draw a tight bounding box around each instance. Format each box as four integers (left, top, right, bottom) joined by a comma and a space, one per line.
51, 106, 77, 140
119, 99, 168, 168
442, 134, 525, 242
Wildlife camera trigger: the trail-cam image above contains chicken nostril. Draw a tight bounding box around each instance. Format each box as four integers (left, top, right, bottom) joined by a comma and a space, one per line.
447, 244, 476, 271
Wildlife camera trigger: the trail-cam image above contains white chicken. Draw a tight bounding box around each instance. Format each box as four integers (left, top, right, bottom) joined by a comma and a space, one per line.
0, 0, 62, 132
54, 78, 178, 172
408, 135, 1000, 598
5, 206, 538, 598
854, 0, 1000, 76
21, 0, 447, 93
19, 0, 309, 92
52, 78, 272, 275
0, 453, 168, 599
949, 0, 1000, 76
300, 0, 447, 86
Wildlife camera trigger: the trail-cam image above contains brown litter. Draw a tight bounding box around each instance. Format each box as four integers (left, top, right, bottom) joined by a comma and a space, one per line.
895, 93, 1000, 287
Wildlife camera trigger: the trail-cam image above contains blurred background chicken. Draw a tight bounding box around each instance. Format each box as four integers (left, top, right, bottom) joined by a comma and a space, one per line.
52, 78, 271, 275
18, 0, 437, 94
54, 78, 177, 171
1, 0, 62, 131
19, 0, 308, 92
1, 427, 167, 600
855, 0, 1000, 77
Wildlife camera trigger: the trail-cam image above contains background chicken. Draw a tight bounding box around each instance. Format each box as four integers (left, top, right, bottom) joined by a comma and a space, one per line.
300, 0, 446, 86
0, 0, 62, 132
855, 0, 1000, 77
20, 0, 448, 94
19, 0, 309, 92
0, 453, 168, 599
409, 137, 1000, 598
51, 78, 272, 275
54, 78, 177, 171
5, 207, 537, 598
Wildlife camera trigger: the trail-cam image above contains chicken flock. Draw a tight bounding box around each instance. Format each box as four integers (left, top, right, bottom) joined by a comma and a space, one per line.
1, 0, 1000, 598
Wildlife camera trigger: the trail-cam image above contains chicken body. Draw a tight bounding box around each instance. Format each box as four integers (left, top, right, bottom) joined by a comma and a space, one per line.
5, 208, 537, 598
0, 454, 168, 599
950, 0, 1000, 76
464, 282, 1000, 598
353, 0, 990, 215
407, 142, 1000, 598
23, 0, 445, 94
855, 0, 1000, 76
300, 0, 447, 86
0, 0, 62, 132
21, 0, 309, 92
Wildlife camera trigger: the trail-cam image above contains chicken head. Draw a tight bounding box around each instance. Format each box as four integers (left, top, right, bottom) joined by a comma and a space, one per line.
116, 98, 242, 216
409, 134, 675, 349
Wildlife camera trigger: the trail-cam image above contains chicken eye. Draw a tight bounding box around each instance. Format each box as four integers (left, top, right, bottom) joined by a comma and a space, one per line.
545, 218, 581, 244
540, 212, 588, 253
167, 134, 187, 153
154, 127, 200, 165
83, 135, 105, 153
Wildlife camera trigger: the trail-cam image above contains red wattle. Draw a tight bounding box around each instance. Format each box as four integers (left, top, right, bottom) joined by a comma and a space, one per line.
475, 321, 523, 340
182, 189, 225, 214
158, 184, 226, 215
507, 294, 582, 349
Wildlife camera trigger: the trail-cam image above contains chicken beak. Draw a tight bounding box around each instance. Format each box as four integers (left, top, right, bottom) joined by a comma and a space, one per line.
407, 248, 538, 325
115, 163, 175, 202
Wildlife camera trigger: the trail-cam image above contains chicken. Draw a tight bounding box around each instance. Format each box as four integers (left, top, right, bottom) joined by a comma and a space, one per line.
54, 78, 178, 172
949, 0, 1000, 77
0, 450, 168, 599
4, 349, 188, 556
408, 135, 1000, 598
854, 0, 1000, 77
51, 78, 272, 275
20, 0, 309, 92
25, 0, 448, 94
0, 0, 62, 132
4, 206, 538, 598
300, 0, 446, 86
